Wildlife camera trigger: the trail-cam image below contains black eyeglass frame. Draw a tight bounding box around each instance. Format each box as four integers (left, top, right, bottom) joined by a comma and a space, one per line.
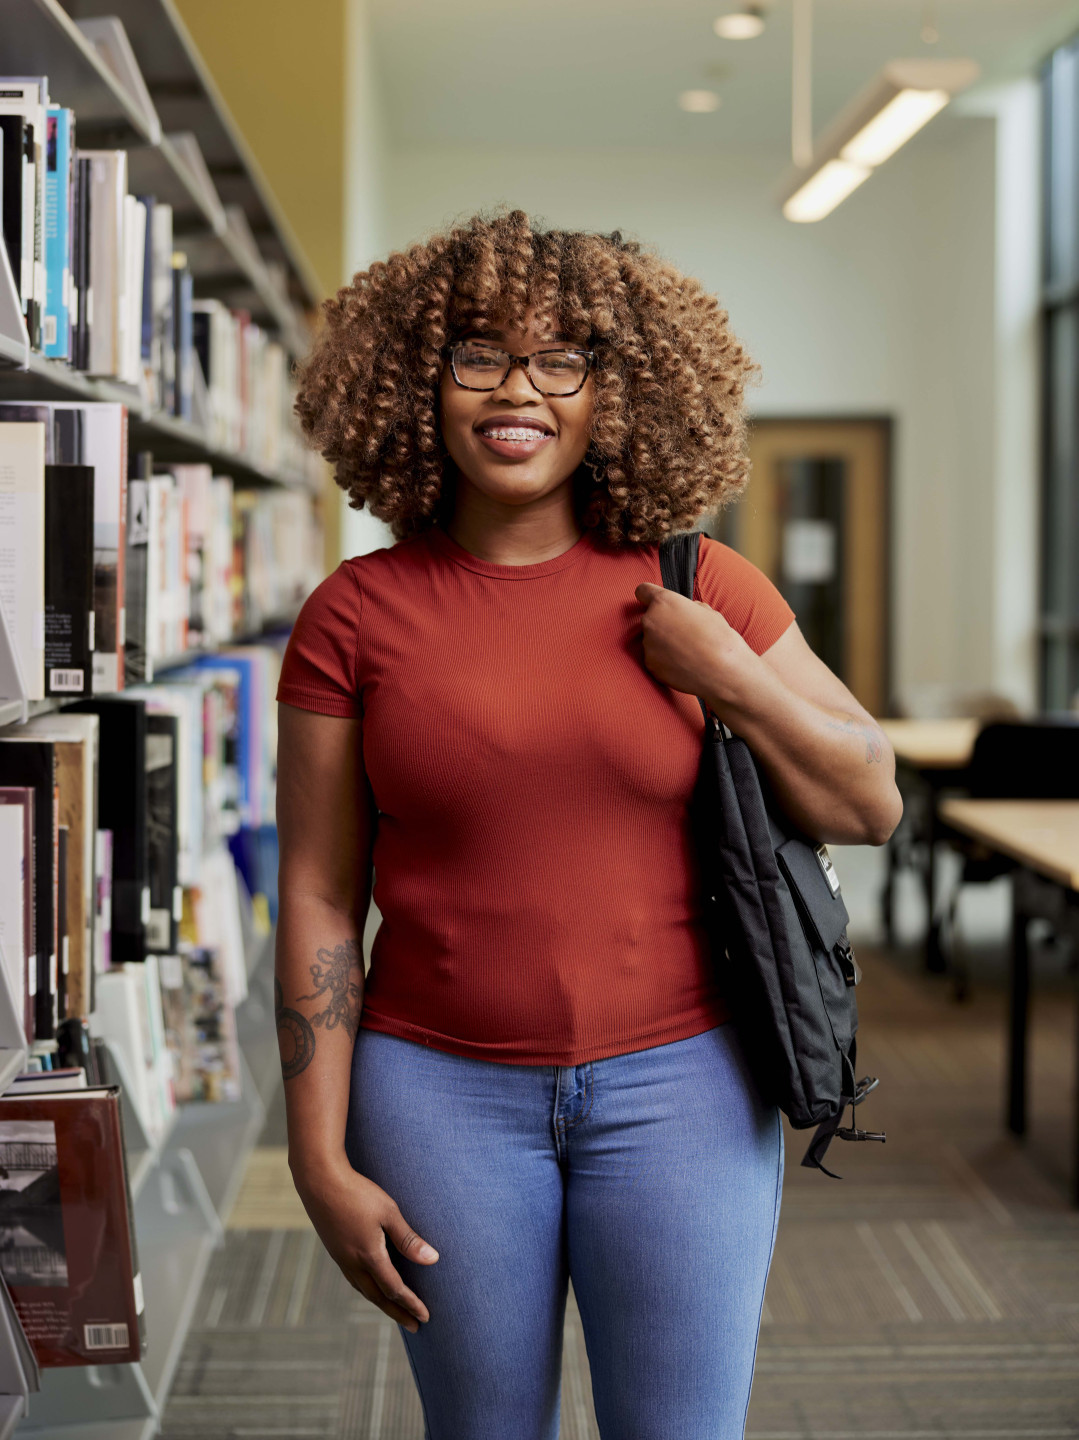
444, 340, 596, 397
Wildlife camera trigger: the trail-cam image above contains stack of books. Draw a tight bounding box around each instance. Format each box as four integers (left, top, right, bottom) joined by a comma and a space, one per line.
0, 644, 283, 1081
0, 41, 315, 483
0, 411, 323, 702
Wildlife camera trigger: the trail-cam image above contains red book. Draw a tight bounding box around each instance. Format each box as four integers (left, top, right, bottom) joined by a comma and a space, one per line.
0, 1087, 144, 1366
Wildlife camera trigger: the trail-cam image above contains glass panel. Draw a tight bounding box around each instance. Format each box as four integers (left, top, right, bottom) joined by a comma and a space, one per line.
774, 457, 846, 680
1045, 40, 1079, 292
1042, 304, 1079, 622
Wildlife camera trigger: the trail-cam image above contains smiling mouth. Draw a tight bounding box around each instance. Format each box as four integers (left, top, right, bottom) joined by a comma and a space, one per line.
476, 421, 554, 444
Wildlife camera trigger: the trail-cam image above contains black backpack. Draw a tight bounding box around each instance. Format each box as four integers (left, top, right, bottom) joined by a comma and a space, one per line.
658, 530, 885, 1176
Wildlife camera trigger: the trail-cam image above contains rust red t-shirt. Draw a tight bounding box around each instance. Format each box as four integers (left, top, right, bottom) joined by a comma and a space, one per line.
276, 526, 795, 1066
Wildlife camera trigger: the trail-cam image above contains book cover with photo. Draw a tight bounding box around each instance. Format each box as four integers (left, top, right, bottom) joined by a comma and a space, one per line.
0, 1089, 144, 1366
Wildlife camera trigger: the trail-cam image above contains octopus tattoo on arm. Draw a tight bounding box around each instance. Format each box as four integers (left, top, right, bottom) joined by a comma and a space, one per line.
275, 940, 364, 1082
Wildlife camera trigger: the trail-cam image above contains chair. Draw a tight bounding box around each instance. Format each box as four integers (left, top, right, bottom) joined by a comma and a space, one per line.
936, 717, 1079, 997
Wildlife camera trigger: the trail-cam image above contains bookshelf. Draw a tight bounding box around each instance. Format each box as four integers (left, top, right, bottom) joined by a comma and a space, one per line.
0, 0, 321, 1432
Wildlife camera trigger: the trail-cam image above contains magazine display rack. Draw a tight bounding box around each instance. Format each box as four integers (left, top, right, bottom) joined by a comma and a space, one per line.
0, 0, 317, 1432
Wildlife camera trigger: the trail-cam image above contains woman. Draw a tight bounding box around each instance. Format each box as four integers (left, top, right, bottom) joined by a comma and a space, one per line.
275, 211, 902, 1439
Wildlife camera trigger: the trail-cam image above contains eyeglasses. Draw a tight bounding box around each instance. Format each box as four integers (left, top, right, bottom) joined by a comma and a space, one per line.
446, 340, 595, 397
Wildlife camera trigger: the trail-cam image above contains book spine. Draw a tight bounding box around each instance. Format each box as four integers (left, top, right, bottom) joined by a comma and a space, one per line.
43, 109, 72, 358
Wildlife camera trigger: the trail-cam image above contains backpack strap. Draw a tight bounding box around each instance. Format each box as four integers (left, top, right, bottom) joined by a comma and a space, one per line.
658, 531, 710, 725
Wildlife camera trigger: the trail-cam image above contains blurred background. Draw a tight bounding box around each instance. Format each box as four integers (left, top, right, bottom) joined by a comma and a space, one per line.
1, 1, 1078, 1437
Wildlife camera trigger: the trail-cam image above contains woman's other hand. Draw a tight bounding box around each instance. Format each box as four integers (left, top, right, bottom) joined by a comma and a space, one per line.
292, 1158, 439, 1332
635, 582, 751, 704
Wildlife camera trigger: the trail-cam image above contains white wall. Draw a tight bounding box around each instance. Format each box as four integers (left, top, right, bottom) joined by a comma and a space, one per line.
341, 0, 395, 560
379, 115, 1035, 714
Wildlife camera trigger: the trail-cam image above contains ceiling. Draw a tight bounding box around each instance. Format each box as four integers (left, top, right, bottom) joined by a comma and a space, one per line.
371, 0, 1079, 154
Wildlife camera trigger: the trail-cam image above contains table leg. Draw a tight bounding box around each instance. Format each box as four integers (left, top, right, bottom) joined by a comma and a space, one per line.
1008, 877, 1030, 1137
926, 808, 945, 973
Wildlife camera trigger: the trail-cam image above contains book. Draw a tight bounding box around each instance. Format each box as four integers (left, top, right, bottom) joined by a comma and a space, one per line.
43, 108, 74, 359
93, 829, 112, 974
52, 402, 127, 695
123, 463, 150, 686
55, 826, 67, 1022
0, 739, 57, 1039
94, 965, 173, 1143
9, 1071, 87, 1094
70, 155, 91, 372
0, 116, 34, 342
21, 715, 99, 1022
150, 202, 173, 413
65, 699, 146, 967
0, 421, 46, 701
44, 464, 95, 698
0, 787, 33, 1042
0, 1087, 144, 1366
144, 712, 178, 954
78, 150, 126, 379
120, 194, 146, 389
159, 948, 240, 1104
0, 80, 48, 351
171, 254, 193, 421
0, 402, 128, 695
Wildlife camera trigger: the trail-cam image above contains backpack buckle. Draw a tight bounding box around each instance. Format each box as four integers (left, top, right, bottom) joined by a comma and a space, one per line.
836, 939, 861, 987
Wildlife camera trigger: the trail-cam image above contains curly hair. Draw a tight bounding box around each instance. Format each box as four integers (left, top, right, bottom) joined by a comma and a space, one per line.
295, 210, 759, 545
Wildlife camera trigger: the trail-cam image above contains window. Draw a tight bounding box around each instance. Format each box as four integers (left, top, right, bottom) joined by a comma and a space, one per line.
1041, 36, 1079, 708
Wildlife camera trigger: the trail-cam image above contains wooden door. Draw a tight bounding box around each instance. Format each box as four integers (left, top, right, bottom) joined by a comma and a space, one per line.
709, 419, 891, 716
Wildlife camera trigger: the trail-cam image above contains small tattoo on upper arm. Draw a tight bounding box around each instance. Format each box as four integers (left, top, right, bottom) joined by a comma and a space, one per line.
299, 940, 365, 1042
275, 976, 316, 1081
825, 715, 884, 764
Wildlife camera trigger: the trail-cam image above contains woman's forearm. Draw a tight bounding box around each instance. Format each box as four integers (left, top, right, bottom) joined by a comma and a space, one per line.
703, 654, 901, 846
275, 887, 368, 1182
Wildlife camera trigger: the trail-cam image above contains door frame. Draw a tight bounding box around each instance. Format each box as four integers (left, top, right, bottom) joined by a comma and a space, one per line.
736, 415, 894, 717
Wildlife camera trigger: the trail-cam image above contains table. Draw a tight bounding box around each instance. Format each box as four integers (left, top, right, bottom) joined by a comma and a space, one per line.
879, 719, 981, 969
939, 798, 1079, 1202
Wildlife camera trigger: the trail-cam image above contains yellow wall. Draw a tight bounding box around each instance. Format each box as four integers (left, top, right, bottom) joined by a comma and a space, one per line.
173, 0, 346, 297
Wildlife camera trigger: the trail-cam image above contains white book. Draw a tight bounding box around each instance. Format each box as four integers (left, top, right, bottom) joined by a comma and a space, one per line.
208, 477, 234, 645
0, 421, 44, 699
0, 807, 28, 1039
93, 966, 163, 1144
80, 150, 127, 378
150, 202, 173, 410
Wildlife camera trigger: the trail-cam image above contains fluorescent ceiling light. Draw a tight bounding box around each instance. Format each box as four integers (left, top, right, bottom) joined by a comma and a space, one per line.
679, 89, 721, 113
779, 58, 979, 222
783, 159, 871, 222
840, 87, 949, 166
714, 7, 766, 40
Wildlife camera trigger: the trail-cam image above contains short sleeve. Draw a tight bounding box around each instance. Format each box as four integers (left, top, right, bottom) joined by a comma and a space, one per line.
276, 562, 363, 718
695, 536, 795, 655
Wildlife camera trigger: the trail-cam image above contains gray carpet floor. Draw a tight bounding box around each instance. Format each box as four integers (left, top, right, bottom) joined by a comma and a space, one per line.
159, 941, 1079, 1439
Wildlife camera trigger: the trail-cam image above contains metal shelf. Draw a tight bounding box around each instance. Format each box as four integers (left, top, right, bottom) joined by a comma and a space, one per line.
16, 942, 273, 1438
0, 0, 315, 353
57, 0, 321, 316
0, 337, 315, 491
0, 0, 155, 145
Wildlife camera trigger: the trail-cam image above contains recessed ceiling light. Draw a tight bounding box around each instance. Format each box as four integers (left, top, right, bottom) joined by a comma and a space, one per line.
714, 6, 766, 41
679, 89, 722, 113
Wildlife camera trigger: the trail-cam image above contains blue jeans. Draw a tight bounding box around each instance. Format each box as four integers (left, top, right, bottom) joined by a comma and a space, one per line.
345, 1022, 784, 1440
